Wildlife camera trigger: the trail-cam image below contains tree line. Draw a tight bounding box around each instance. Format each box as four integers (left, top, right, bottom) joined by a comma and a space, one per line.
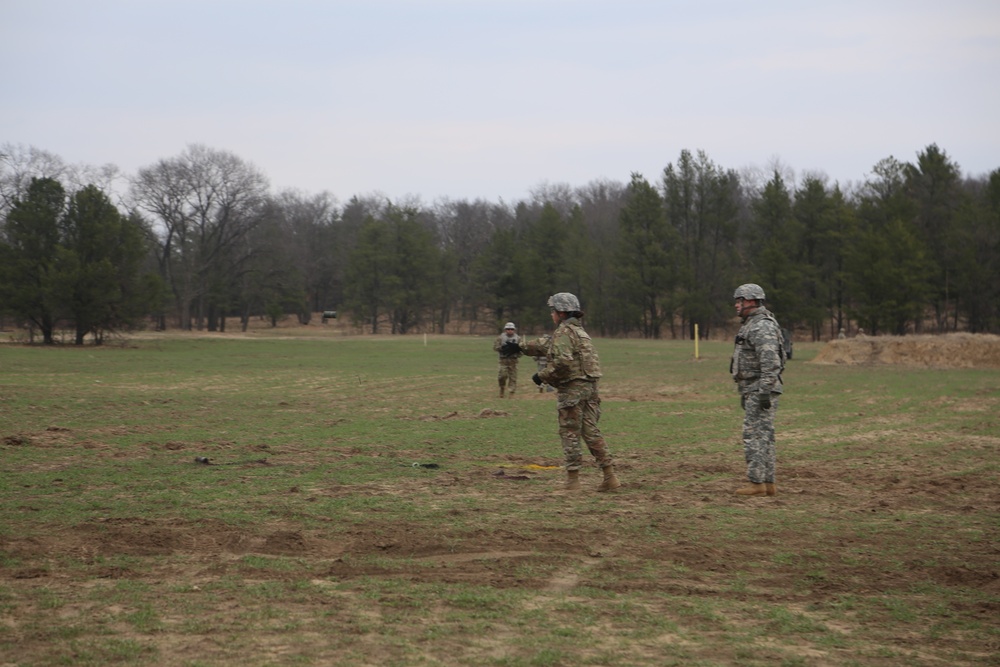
1, 142, 998, 344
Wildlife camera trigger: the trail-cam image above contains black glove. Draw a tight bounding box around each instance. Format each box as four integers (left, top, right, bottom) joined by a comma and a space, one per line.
759, 394, 771, 410
501, 341, 520, 355
532, 373, 542, 386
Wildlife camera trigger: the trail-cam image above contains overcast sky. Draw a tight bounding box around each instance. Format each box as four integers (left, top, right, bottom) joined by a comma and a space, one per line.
3, 0, 998, 203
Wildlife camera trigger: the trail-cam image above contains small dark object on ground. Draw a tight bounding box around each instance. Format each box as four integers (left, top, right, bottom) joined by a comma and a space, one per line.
194, 457, 269, 466
493, 470, 530, 481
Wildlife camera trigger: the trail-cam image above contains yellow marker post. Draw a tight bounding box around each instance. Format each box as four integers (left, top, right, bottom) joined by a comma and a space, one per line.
694, 324, 700, 359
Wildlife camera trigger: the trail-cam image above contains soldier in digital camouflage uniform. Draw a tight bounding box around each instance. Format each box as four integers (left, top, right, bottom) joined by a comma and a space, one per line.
521, 293, 621, 492
493, 322, 521, 398
730, 283, 785, 496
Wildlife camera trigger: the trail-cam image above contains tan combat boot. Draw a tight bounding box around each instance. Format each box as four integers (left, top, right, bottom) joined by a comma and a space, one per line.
765, 483, 777, 496
597, 466, 621, 492
735, 483, 768, 496
565, 469, 581, 490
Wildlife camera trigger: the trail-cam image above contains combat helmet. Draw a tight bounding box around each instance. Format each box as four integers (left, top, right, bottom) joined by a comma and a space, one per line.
733, 283, 766, 301
547, 292, 581, 312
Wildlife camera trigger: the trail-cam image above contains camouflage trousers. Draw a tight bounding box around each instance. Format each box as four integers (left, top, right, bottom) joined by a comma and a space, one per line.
557, 380, 613, 471
741, 392, 779, 484
497, 358, 518, 396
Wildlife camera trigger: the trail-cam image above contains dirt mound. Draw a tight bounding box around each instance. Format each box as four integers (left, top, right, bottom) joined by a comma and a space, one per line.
812, 332, 1000, 368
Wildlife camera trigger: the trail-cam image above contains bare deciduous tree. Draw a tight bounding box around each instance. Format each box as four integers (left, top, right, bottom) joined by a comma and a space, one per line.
129, 145, 269, 330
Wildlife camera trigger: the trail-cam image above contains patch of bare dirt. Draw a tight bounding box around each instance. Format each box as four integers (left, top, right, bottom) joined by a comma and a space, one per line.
3, 449, 997, 597
812, 333, 1000, 368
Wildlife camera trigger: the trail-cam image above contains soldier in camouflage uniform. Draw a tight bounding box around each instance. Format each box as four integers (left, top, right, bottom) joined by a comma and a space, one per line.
493, 322, 521, 398
521, 293, 621, 492
534, 335, 554, 392
730, 283, 785, 496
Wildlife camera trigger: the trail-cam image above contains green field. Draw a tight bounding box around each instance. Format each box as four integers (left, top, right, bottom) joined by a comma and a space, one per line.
1, 332, 997, 666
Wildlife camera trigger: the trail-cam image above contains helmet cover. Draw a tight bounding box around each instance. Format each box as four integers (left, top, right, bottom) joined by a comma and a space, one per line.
733, 283, 766, 301
547, 292, 581, 312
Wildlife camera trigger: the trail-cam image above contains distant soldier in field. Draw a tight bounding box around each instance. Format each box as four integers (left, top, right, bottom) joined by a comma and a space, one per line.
730, 283, 785, 497
521, 293, 621, 492
781, 328, 793, 360
493, 322, 522, 398
534, 335, 553, 392
519, 333, 555, 392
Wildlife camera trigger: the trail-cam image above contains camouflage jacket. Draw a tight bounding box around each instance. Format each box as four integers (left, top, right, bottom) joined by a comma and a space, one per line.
731, 306, 785, 396
520, 335, 550, 359
535, 317, 602, 389
493, 333, 522, 360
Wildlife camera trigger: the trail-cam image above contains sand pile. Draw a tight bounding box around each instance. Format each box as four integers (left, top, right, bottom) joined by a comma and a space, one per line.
812, 333, 1000, 368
